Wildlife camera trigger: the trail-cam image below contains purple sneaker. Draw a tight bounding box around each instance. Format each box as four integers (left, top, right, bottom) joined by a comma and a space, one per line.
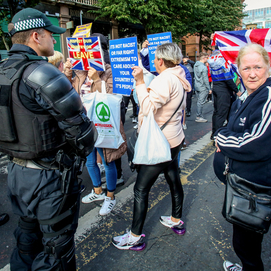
160, 216, 186, 235
112, 229, 146, 251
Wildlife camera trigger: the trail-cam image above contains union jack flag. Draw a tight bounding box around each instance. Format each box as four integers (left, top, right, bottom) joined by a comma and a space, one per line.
212, 29, 271, 72
66, 36, 105, 71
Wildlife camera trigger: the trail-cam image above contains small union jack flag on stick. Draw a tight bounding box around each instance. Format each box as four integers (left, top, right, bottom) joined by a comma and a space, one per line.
66, 36, 105, 71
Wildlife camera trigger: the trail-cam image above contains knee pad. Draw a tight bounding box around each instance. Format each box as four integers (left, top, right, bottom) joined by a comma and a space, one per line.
16, 217, 43, 254
44, 232, 76, 271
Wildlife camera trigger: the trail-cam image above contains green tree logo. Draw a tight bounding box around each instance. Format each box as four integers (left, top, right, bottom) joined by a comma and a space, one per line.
95, 102, 110, 122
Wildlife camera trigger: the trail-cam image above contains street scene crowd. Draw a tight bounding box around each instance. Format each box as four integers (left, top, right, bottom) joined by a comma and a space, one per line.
0, 6, 271, 271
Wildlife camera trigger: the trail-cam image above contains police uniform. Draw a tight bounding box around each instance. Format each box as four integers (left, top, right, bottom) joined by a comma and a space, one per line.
0, 8, 97, 271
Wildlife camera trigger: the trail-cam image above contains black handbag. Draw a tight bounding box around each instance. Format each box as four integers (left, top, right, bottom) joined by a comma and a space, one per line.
222, 171, 271, 234
127, 93, 185, 172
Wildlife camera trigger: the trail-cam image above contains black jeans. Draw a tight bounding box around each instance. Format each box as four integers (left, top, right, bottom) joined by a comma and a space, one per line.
131, 143, 183, 235
123, 92, 138, 116
233, 224, 264, 271
186, 91, 193, 112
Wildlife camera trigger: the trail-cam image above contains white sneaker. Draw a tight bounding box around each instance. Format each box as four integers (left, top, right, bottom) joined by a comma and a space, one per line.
101, 176, 124, 189
182, 123, 187, 130
99, 196, 116, 215
133, 124, 138, 129
112, 229, 146, 251
132, 117, 137, 123
160, 216, 184, 228
223, 261, 242, 271
159, 216, 186, 235
195, 117, 207, 122
81, 189, 105, 204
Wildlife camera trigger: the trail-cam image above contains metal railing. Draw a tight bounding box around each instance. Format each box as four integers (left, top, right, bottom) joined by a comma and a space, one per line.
63, 0, 99, 6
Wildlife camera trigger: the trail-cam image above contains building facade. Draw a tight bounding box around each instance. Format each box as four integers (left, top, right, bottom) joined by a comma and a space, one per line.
243, 6, 271, 29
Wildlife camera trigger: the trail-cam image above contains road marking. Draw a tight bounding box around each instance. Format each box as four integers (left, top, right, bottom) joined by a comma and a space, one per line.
0, 132, 214, 270
75, 132, 215, 268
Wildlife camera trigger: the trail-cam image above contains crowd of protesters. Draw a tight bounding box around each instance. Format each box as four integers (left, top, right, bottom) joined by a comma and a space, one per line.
1, 7, 271, 271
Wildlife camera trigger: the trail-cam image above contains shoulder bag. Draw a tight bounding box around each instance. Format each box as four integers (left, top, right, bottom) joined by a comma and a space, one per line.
222, 157, 271, 234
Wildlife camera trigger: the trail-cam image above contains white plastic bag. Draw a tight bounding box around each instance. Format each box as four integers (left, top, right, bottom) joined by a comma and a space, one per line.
133, 110, 171, 165
83, 81, 124, 149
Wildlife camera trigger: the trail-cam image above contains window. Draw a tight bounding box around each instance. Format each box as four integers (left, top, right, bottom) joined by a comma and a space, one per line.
255, 9, 263, 17
257, 22, 263, 28
266, 21, 271, 28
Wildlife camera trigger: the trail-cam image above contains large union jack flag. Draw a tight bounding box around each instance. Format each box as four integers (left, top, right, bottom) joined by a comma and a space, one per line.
212, 29, 271, 71
66, 36, 105, 71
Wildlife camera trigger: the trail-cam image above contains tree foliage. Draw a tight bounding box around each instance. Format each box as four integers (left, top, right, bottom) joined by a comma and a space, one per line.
190, 0, 246, 52
94, 0, 245, 49
0, 0, 40, 50
93, 0, 197, 43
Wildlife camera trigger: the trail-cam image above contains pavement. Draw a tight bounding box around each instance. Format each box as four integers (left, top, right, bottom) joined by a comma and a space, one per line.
1, 98, 271, 271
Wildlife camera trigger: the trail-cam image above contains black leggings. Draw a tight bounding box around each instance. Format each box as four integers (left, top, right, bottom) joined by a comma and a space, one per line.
131, 143, 183, 235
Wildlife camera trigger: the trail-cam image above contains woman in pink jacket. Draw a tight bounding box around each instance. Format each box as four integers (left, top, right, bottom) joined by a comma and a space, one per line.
112, 43, 191, 250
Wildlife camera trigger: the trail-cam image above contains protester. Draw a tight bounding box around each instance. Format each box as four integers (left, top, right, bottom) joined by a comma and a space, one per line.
194, 52, 211, 122
112, 43, 190, 250
65, 33, 126, 216
206, 61, 213, 102
182, 56, 195, 117
213, 43, 271, 271
0, 213, 9, 226
1, 8, 97, 270
132, 53, 155, 130
123, 89, 138, 124
208, 47, 241, 141
48, 50, 64, 72
139, 40, 191, 168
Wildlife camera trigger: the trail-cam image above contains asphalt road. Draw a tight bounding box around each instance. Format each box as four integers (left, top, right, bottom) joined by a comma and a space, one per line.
0, 96, 220, 270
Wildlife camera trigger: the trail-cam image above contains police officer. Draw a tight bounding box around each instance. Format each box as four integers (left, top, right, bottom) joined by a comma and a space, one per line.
0, 8, 97, 270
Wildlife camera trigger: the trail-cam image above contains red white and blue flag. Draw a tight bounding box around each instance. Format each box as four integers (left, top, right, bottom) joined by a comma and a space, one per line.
67, 36, 105, 71
212, 29, 271, 71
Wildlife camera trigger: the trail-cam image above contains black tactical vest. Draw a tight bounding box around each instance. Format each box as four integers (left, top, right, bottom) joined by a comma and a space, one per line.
0, 54, 66, 159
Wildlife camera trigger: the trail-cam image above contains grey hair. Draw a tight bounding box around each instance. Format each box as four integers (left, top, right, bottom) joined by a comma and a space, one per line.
155, 42, 183, 65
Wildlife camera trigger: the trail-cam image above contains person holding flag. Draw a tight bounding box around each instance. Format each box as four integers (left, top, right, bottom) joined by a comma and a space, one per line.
208, 45, 241, 141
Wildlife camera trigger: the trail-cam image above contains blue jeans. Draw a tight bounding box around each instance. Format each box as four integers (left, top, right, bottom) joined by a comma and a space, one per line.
86, 147, 117, 192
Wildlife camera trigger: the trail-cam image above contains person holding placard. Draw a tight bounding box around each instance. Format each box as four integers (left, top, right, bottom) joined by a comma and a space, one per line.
112, 43, 190, 250
65, 33, 126, 216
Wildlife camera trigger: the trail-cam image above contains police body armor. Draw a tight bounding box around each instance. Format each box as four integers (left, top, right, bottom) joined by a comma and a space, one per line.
4, 54, 97, 271
0, 54, 96, 159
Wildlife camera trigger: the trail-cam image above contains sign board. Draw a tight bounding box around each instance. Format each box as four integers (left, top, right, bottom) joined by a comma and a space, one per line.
109, 37, 138, 96
67, 36, 105, 71
147, 32, 172, 72
72, 23, 92, 38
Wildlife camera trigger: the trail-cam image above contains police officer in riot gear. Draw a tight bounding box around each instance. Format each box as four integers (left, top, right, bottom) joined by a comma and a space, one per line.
0, 8, 97, 270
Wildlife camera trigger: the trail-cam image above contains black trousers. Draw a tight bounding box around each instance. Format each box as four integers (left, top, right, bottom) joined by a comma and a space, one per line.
131, 143, 183, 235
212, 81, 232, 135
186, 91, 193, 112
123, 92, 138, 116
233, 224, 264, 271
8, 163, 80, 271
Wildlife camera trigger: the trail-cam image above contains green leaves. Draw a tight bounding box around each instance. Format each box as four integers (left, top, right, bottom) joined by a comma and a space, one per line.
94, 0, 245, 49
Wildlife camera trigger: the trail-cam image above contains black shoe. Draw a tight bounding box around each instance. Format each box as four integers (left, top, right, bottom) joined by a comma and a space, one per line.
186, 111, 191, 117
0, 213, 9, 226
129, 114, 135, 118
